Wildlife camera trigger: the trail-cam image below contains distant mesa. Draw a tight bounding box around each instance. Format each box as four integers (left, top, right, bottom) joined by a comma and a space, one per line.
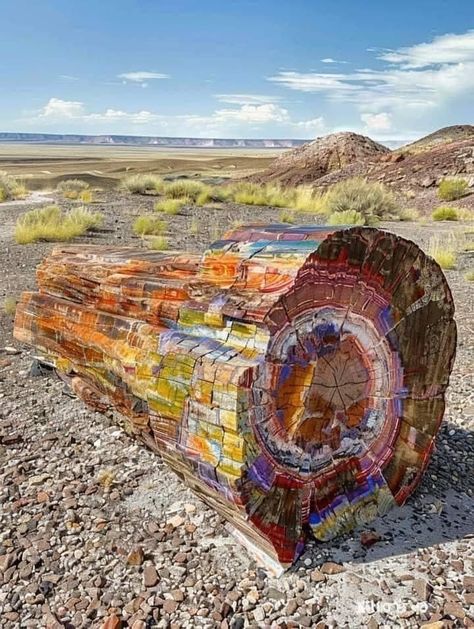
0, 132, 307, 149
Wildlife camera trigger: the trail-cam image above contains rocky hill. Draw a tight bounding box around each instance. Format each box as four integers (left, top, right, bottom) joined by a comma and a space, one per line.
252, 132, 389, 186
313, 137, 474, 192
0, 132, 307, 149
252, 127, 474, 193
401, 125, 474, 154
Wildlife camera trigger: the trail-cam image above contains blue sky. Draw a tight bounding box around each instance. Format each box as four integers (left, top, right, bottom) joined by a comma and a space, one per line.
1, 0, 473, 141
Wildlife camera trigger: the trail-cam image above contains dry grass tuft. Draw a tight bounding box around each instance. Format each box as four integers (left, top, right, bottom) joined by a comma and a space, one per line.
228, 182, 294, 208
57, 179, 90, 199
79, 190, 93, 204
154, 198, 187, 214
149, 235, 168, 250
432, 206, 459, 221
324, 178, 398, 225
133, 215, 165, 236
428, 234, 457, 269
328, 209, 365, 226
398, 207, 420, 222
97, 468, 116, 489
3, 296, 17, 316
162, 179, 206, 201
15, 205, 103, 244
0, 171, 27, 201
120, 173, 164, 194
292, 187, 328, 214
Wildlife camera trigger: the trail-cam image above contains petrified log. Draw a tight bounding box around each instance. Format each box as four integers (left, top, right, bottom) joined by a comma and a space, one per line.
14, 225, 456, 572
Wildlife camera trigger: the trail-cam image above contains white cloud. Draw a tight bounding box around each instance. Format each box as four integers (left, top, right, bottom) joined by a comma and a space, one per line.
292, 117, 325, 132
378, 30, 474, 68
37, 99, 160, 125
269, 72, 360, 93
40, 98, 85, 118
215, 94, 281, 105
86, 108, 159, 124
361, 112, 392, 131
268, 30, 474, 129
321, 58, 348, 64
268, 30, 474, 139
213, 103, 290, 123
118, 71, 169, 85
26, 98, 322, 138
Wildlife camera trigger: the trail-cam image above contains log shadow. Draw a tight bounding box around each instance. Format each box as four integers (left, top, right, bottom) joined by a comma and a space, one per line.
298, 421, 474, 567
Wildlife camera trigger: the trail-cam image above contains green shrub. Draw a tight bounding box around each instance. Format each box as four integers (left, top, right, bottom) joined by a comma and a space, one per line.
432, 206, 459, 221
133, 215, 165, 236
0, 171, 28, 201
162, 179, 206, 201
438, 178, 468, 201
154, 198, 187, 214
149, 235, 168, 250
466, 270, 474, 282
328, 210, 365, 226
57, 179, 90, 199
15, 205, 103, 244
120, 173, 164, 194
324, 178, 398, 225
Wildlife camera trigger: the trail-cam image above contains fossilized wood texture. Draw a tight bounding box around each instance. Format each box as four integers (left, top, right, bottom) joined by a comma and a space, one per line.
14, 225, 457, 569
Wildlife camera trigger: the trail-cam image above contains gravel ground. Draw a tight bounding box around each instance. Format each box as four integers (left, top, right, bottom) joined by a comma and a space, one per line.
1, 192, 473, 629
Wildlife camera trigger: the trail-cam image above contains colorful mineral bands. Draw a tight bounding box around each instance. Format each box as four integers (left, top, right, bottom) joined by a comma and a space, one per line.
14, 225, 457, 571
